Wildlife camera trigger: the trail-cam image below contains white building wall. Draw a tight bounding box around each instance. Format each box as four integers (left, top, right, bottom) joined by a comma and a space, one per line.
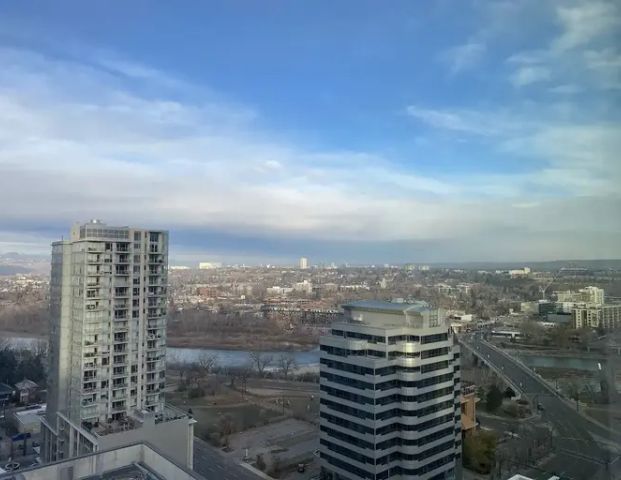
319, 301, 461, 480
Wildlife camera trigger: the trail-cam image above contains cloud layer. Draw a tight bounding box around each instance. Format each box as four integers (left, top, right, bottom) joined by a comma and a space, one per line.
0, 1, 619, 263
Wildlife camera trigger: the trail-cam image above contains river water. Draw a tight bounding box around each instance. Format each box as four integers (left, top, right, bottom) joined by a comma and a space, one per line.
2, 334, 320, 368
6, 334, 616, 373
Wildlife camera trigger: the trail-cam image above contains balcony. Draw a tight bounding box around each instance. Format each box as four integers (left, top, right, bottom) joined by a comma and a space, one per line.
114, 288, 130, 298
116, 243, 130, 253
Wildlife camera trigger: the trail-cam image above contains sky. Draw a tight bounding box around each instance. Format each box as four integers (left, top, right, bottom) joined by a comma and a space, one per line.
0, 0, 619, 265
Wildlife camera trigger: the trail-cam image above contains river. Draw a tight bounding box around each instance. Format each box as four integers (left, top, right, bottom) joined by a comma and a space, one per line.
2, 334, 320, 368
6, 333, 616, 373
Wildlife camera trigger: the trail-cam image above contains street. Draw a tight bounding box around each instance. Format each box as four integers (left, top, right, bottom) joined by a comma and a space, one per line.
463, 337, 617, 480
193, 436, 264, 480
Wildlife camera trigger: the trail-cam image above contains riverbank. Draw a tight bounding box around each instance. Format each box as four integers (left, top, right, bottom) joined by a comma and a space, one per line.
0, 329, 318, 352
167, 335, 317, 352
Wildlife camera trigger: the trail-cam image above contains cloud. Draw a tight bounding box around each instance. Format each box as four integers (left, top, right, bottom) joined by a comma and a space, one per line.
440, 41, 486, 74
548, 84, 582, 95
405, 106, 509, 136
0, 38, 619, 262
553, 1, 621, 52
510, 65, 551, 87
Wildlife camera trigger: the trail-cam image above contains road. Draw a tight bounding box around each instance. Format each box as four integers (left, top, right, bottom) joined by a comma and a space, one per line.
193, 436, 264, 480
463, 337, 617, 480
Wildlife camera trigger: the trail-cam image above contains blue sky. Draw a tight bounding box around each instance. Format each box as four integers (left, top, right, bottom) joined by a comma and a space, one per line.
0, 1, 619, 264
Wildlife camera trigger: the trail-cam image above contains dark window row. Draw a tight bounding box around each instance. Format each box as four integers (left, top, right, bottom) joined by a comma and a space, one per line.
320, 452, 374, 480
375, 386, 454, 408
320, 358, 373, 376
388, 351, 420, 359
321, 425, 374, 450
388, 334, 420, 344
421, 347, 449, 359
421, 360, 449, 373
376, 440, 455, 465
376, 413, 455, 435
376, 426, 455, 450
320, 412, 373, 435
376, 392, 454, 418
321, 384, 454, 408
321, 371, 453, 392
320, 345, 385, 358
320, 413, 455, 450
321, 439, 455, 467
421, 333, 448, 344
331, 330, 386, 344
320, 398, 373, 419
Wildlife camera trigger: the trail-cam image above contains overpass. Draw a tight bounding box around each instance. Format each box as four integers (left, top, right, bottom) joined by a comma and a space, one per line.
460, 336, 618, 479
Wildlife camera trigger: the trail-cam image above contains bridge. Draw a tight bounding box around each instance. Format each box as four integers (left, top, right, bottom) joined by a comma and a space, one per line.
460, 336, 618, 479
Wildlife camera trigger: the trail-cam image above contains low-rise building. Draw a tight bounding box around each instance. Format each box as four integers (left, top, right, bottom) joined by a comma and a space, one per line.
460, 385, 479, 438
0, 441, 204, 480
15, 379, 40, 404
0, 383, 14, 405
12, 404, 46, 434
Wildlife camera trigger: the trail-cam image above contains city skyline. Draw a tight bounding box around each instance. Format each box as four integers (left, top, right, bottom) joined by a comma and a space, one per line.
0, 1, 620, 263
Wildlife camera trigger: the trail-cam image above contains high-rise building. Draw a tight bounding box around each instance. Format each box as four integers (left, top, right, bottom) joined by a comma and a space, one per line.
319, 300, 461, 480
556, 286, 605, 305
42, 221, 194, 467
299, 257, 309, 269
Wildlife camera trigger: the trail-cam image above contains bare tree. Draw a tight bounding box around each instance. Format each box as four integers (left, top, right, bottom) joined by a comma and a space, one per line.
249, 351, 273, 377
229, 363, 252, 396
277, 353, 297, 379
218, 414, 234, 447
197, 352, 219, 376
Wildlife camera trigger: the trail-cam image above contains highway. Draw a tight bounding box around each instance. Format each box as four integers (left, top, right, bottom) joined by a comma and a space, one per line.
463, 337, 617, 480
193, 436, 264, 480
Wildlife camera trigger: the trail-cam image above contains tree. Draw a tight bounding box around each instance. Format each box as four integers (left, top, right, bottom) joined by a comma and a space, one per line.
486, 384, 503, 412
277, 353, 297, 379
249, 351, 273, 377
549, 326, 571, 348
227, 363, 252, 395
217, 414, 234, 447
519, 320, 544, 343
463, 430, 497, 474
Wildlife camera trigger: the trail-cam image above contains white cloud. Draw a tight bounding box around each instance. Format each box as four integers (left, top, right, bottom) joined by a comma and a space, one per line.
510, 65, 551, 87
440, 41, 486, 74
548, 84, 582, 95
405, 106, 510, 136
553, 1, 621, 52
0, 43, 619, 260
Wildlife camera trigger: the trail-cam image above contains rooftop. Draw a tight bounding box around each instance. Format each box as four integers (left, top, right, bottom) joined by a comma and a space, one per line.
342, 299, 432, 314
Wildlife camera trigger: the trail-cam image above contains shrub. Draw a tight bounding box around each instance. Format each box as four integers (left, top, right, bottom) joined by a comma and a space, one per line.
188, 387, 205, 399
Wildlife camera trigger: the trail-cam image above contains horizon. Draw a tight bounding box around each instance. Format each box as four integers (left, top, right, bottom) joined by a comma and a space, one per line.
1, 247, 620, 270
1, 1, 620, 263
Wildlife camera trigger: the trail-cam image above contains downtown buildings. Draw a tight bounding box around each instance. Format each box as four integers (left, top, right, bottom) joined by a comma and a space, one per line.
41, 221, 195, 467
319, 300, 462, 480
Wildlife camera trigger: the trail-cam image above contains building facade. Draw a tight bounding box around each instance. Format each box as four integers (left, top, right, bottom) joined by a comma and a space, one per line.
299, 257, 309, 269
556, 286, 605, 305
319, 300, 461, 480
572, 304, 621, 330
42, 221, 194, 467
